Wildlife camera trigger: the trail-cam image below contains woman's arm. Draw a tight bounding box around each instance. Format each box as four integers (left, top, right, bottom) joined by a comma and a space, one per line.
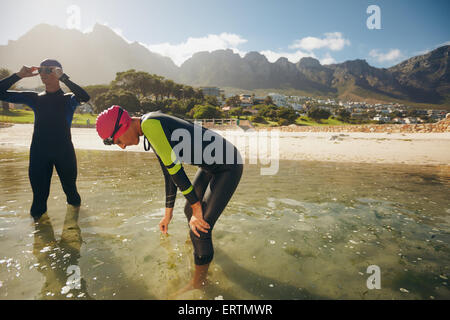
58, 73, 90, 104
141, 118, 200, 205
156, 153, 177, 234
0, 68, 38, 109
142, 117, 210, 236
156, 154, 177, 209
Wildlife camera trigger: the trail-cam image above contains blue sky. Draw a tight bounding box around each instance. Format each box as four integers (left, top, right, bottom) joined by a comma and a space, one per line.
0, 0, 449, 67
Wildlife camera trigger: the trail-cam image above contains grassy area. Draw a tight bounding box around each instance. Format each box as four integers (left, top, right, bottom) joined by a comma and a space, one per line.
295, 116, 351, 126
72, 113, 98, 125
0, 109, 98, 125
0, 109, 35, 123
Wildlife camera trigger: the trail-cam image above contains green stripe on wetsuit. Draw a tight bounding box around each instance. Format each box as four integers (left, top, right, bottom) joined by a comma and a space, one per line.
141, 118, 199, 206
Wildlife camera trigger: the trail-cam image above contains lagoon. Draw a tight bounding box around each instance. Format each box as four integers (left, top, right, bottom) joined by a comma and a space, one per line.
0, 148, 449, 299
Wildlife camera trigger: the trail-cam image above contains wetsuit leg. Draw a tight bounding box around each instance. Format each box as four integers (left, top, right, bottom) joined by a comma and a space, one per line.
184, 163, 243, 265
29, 144, 54, 219
184, 168, 213, 221
54, 143, 81, 207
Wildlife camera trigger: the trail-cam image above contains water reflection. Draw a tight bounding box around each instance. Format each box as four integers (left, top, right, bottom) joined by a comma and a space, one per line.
32, 206, 91, 299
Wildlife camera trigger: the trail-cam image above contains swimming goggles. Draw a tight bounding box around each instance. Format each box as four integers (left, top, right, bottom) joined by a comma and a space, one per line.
103, 108, 124, 145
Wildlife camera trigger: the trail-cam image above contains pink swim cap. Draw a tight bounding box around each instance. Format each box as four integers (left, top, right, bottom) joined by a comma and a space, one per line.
96, 105, 132, 141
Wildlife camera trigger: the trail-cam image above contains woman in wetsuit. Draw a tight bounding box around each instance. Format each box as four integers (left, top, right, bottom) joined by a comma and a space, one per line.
0, 59, 90, 221
96, 105, 243, 292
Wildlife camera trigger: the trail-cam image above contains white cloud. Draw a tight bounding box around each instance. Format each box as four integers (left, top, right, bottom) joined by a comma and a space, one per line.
319, 53, 336, 65
290, 32, 350, 51
144, 33, 248, 66
259, 50, 315, 63
369, 49, 404, 63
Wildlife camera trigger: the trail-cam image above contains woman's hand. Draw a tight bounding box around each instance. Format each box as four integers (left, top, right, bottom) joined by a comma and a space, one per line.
17, 66, 39, 78
159, 207, 173, 234
53, 67, 64, 79
189, 201, 210, 237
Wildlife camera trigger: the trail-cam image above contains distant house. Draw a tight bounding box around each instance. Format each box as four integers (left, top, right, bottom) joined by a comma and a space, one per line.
239, 94, 253, 107
403, 117, 418, 124
373, 115, 391, 122
392, 117, 405, 124
253, 97, 265, 105
268, 93, 287, 107
289, 103, 305, 111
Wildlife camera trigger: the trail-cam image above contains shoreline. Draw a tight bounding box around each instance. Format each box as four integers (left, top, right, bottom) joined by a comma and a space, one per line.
1, 123, 450, 168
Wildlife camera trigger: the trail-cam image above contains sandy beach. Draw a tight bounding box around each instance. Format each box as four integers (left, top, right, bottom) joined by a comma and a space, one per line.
1, 123, 449, 167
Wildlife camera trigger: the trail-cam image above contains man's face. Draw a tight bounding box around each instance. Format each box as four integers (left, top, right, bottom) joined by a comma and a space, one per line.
115, 126, 140, 149
39, 66, 60, 86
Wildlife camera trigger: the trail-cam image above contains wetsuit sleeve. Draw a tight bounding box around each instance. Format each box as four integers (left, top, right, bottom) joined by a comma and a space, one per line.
155, 154, 177, 208
141, 118, 199, 205
60, 74, 90, 108
0, 73, 37, 110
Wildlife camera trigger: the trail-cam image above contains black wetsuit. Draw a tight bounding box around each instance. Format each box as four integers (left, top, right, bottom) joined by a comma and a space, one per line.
141, 112, 243, 265
0, 73, 90, 219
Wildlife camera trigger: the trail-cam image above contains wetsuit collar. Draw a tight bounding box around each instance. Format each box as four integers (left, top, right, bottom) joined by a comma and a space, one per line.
45, 88, 64, 95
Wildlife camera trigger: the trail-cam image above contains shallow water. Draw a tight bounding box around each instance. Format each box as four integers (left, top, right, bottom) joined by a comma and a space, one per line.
0, 147, 449, 300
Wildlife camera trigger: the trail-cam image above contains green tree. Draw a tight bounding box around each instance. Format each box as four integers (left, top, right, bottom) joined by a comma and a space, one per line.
84, 84, 110, 104
189, 105, 223, 119
140, 97, 163, 113
168, 100, 188, 116
258, 105, 278, 121
337, 109, 351, 122
264, 96, 275, 106
205, 95, 220, 107
225, 95, 241, 108
277, 106, 297, 124
307, 107, 331, 122
229, 107, 244, 117
0, 68, 12, 112
93, 89, 140, 114
278, 118, 291, 126
194, 88, 204, 100
250, 115, 267, 124
163, 79, 175, 99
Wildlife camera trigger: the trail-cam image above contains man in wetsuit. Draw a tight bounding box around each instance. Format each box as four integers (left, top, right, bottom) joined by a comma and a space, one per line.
0, 59, 90, 221
96, 106, 243, 293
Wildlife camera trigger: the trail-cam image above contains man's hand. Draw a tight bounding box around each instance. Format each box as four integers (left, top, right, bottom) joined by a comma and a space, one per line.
16, 66, 39, 78
189, 201, 210, 237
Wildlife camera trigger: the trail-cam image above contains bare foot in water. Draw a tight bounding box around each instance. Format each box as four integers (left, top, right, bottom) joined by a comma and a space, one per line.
168, 279, 210, 299
168, 263, 210, 299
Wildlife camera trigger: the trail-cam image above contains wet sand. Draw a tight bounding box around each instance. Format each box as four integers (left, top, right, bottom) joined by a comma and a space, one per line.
0, 123, 449, 166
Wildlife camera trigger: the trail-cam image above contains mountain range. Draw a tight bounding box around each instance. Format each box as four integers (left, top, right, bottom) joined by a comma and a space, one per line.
1, 23, 449, 106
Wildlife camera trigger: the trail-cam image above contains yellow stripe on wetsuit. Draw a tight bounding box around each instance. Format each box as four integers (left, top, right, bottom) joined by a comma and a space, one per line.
141, 119, 181, 175
181, 185, 193, 195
